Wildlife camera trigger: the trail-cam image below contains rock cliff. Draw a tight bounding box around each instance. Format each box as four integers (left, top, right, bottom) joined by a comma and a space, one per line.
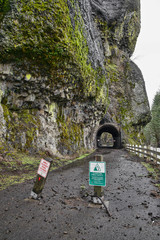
0, 0, 150, 157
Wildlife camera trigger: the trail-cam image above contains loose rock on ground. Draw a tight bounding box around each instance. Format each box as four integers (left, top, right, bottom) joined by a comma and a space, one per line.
0, 149, 160, 240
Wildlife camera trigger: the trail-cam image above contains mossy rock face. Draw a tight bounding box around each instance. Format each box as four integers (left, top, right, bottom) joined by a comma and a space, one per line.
2, 105, 40, 152
0, 0, 106, 99
0, 0, 150, 155
56, 107, 84, 155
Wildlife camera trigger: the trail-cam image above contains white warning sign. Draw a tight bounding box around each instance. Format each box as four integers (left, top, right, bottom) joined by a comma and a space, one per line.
37, 159, 50, 178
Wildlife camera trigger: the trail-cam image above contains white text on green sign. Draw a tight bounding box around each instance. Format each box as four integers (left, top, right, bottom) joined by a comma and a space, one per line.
89, 161, 106, 186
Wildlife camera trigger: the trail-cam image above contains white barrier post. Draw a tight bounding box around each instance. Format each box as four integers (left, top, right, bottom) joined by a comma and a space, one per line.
135, 145, 137, 155
153, 147, 157, 163
139, 145, 141, 158
157, 148, 160, 164
144, 145, 147, 159
146, 145, 150, 161
150, 146, 154, 161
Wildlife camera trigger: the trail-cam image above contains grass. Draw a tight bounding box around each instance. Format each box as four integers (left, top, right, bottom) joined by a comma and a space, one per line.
142, 162, 160, 189
0, 151, 92, 191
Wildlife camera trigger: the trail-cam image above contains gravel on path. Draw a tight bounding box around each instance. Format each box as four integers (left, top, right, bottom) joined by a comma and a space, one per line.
0, 149, 160, 240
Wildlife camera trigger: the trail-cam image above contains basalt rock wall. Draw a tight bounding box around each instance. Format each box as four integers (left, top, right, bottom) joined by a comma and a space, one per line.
0, 0, 150, 157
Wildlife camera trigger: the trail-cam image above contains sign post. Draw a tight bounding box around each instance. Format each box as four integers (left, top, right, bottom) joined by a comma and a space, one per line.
89, 155, 106, 204
89, 161, 106, 186
30, 157, 52, 199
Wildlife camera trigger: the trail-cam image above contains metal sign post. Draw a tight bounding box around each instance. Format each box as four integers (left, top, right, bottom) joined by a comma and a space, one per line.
30, 157, 52, 200
89, 155, 111, 216
89, 155, 106, 204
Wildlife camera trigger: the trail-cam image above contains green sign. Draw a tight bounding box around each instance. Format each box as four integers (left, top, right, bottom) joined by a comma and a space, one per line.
89, 161, 106, 186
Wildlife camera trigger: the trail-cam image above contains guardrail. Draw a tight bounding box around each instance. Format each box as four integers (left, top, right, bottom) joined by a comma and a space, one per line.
126, 144, 160, 164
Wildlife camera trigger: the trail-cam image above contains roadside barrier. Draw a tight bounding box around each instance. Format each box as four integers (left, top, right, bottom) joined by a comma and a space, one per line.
126, 144, 160, 164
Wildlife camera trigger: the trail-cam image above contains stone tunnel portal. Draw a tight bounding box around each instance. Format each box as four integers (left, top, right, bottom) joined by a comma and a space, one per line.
96, 123, 121, 149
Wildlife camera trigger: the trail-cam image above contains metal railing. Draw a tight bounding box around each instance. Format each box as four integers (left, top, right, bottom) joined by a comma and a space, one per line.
126, 144, 160, 164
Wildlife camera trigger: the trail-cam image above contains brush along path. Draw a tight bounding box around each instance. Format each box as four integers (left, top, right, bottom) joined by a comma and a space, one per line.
0, 149, 160, 240
0, 152, 91, 191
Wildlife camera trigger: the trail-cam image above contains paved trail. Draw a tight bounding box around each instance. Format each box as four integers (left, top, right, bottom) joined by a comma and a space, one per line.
0, 149, 160, 240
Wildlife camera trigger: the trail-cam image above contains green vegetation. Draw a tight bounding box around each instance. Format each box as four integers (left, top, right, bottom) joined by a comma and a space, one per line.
56, 107, 84, 154
142, 162, 160, 189
106, 60, 119, 83
0, 152, 40, 190
155, 183, 160, 189
0, 0, 10, 21
2, 105, 40, 151
0, 150, 91, 191
125, 11, 140, 54
142, 162, 157, 178
143, 90, 160, 147
0, 1, 144, 167
0, 0, 107, 99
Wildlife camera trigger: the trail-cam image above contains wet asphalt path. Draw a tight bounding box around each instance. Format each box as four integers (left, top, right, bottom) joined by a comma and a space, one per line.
0, 149, 160, 240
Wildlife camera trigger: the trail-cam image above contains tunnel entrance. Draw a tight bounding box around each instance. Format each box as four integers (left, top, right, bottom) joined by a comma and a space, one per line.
100, 132, 114, 147
96, 123, 121, 149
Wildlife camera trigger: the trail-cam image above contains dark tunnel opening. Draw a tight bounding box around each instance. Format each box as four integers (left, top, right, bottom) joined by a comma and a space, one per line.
96, 124, 121, 149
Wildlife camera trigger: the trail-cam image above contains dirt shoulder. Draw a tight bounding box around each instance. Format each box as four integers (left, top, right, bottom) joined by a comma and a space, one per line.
0, 149, 160, 240
0, 150, 91, 191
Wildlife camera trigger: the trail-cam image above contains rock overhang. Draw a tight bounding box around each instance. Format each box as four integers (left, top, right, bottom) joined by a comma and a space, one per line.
0, 0, 150, 156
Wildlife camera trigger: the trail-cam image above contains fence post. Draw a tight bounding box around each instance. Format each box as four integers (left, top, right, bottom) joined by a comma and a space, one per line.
151, 146, 154, 161
138, 145, 140, 158
144, 145, 147, 159
135, 145, 137, 155
157, 148, 160, 164
146, 145, 150, 161
153, 147, 156, 162
138, 145, 141, 158
141, 145, 144, 159
127, 144, 160, 163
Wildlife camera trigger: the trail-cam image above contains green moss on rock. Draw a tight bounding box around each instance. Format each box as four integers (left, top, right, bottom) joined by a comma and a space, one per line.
0, 0, 106, 100
2, 105, 40, 151
56, 107, 84, 154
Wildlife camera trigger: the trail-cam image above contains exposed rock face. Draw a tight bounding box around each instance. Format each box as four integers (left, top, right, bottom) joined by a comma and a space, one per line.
0, 0, 150, 156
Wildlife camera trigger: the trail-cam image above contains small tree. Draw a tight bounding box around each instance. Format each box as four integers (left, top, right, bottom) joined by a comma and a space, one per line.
151, 90, 160, 147
143, 90, 160, 147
